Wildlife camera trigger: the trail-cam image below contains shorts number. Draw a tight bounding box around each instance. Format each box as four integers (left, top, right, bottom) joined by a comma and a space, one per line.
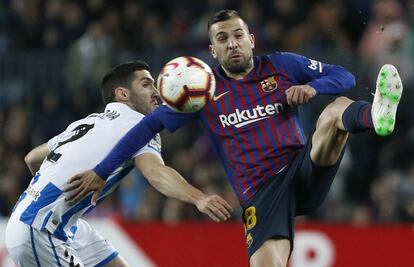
244, 206, 257, 230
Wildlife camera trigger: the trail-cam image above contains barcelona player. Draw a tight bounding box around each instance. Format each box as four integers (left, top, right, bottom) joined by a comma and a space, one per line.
66, 10, 403, 267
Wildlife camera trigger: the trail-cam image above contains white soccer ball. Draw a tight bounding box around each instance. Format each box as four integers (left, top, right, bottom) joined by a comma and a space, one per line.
157, 56, 216, 113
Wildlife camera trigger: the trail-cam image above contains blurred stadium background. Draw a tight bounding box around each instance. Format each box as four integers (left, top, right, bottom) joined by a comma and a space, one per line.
0, 0, 414, 266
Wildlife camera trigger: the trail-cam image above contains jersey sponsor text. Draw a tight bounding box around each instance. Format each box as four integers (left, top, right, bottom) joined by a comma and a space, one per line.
218, 102, 284, 128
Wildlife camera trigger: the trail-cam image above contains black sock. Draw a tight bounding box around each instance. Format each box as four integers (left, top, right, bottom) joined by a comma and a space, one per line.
342, 101, 373, 133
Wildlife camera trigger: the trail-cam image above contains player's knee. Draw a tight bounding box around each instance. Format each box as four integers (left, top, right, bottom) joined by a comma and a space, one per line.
250, 239, 289, 267
329, 96, 353, 118
317, 106, 337, 129
318, 97, 352, 128
250, 256, 286, 267
106, 256, 129, 267
333, 96, 352, 104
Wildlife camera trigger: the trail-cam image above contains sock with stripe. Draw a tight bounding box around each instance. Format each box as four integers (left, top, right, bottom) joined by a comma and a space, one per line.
341, 101, 373, 133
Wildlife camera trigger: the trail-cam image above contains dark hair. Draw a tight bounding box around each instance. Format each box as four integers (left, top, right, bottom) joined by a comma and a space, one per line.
207, 9, 243, 31
101, 60, 150, 105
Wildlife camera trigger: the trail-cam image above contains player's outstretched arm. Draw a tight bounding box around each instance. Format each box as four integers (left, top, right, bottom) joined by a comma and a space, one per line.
24, 143, 50, 175
64, 170, 105, 206
135, 153, 233, 222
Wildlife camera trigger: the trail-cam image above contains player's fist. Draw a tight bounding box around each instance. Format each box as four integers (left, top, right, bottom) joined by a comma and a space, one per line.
286, 85, 317, 106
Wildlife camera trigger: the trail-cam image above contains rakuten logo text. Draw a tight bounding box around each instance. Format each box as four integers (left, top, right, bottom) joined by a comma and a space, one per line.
219, 103, 284, 128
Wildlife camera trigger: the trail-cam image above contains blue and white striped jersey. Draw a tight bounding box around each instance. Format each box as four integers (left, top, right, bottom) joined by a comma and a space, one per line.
11, 103, 162, 241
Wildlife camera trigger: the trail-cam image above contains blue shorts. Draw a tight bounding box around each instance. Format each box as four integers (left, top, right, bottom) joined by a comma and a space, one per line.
242, 133, 345, 258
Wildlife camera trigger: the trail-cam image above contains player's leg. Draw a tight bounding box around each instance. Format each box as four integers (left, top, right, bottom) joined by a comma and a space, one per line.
295, 64, 403, 214
310, 96, 351, 166
311, 64, 403, 166
105, 255, 129, 267
72, 219, 128, 267
249, 238, 290, 267
6, 215, 84, 267
243, 165, 298, 267
5, 216, 40, 267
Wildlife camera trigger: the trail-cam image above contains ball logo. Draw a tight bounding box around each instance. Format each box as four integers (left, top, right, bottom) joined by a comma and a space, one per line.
165, 62, 179, 70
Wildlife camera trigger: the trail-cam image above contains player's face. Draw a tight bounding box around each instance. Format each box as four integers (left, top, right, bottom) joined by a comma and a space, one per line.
128, 70, 159, 114
209, 18, 255, 75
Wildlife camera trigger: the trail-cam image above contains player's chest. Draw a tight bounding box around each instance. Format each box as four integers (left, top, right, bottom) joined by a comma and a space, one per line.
202, 74, 293, 131
207, 74, 292, 114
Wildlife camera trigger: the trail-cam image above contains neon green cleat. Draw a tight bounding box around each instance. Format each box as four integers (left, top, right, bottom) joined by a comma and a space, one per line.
372, 64, 403, 136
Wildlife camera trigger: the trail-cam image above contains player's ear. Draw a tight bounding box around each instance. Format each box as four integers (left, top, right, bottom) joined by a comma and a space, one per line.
209, 45, 217, 59
249, 33, 255, 49
115, 87, 129, 101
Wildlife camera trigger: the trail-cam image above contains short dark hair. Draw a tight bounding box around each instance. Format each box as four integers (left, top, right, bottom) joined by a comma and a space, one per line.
207, 9, 243, 31
101, 60, 150, 105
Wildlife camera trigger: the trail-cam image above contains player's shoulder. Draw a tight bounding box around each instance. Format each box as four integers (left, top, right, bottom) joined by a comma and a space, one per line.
62, 103, 143, 135
266, 51, 307, 64
105, 103, 146, 131
64, 116, 94, 132
91, 103, 144, 123
105, 102, 143, 118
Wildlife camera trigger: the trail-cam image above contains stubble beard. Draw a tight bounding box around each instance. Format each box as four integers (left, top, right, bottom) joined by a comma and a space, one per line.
224, 54, 253, 75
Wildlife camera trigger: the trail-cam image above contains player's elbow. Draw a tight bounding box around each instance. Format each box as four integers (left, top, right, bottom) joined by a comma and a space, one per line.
24, 151, 37, 167
344, 71, 356, 89
332, 66, 356, 91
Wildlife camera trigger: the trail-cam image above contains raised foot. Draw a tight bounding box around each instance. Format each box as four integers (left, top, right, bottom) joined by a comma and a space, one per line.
372, 64, 403, 136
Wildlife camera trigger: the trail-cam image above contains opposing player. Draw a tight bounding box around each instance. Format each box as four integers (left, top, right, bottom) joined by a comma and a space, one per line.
66, 10, 403, 267
5, 61, 232, 267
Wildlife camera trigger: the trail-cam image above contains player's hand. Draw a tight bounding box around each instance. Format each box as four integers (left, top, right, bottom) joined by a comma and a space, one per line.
195, 194, 233, 222
63, 170, 105, 206
286, 85, 316, 106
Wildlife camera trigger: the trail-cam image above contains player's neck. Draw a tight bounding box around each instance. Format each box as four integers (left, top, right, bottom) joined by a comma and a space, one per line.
118, 101, 134, 111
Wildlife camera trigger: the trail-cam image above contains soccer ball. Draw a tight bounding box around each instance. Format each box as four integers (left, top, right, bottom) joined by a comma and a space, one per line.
157, 56, 216, 113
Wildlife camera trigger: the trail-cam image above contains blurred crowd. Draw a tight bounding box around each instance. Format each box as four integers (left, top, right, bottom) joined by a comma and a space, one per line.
1, 0, 414, 224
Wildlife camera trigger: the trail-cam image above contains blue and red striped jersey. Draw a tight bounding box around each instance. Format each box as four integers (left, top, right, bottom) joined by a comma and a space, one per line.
94, 52, 355, 205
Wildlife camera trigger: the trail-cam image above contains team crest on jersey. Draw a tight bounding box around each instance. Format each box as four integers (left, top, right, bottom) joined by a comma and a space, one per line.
260, 76, 278, 92
246, 233, 254, 248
